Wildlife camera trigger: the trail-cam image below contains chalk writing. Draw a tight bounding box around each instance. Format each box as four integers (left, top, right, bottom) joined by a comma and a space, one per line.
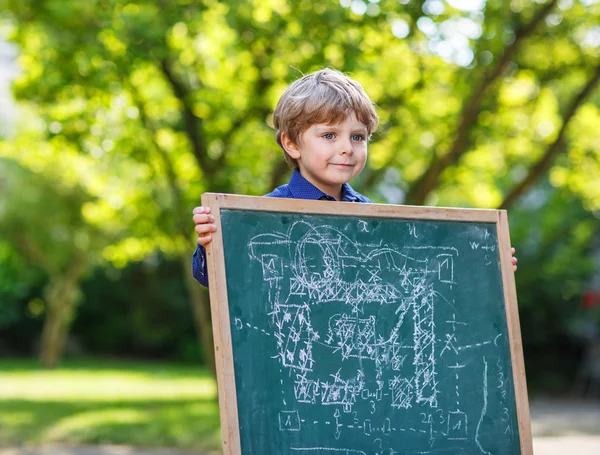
225, 215, 519, 454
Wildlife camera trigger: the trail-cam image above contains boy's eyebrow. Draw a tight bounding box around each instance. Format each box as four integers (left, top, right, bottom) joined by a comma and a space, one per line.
314, 124, 368, 132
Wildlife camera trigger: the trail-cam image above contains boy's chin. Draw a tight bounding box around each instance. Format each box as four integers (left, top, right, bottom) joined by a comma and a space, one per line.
328, 170, 361, 182
324, 176, 354, 185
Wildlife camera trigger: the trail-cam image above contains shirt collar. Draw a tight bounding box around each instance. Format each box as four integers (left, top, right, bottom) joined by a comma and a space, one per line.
287, 168, 362, 202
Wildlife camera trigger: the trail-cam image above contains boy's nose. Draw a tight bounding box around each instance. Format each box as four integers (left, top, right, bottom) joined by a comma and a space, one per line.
339, 138, 353, 154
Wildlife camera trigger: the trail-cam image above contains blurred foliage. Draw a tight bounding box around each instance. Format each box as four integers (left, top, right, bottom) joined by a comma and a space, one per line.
0, 158, 97, 273
1, 258, 201, 363
509, 184, 600, 390
0, 157, 108, 366
0, 242, 41, 330
0, 0, 598, 387
75, 258, 201, 362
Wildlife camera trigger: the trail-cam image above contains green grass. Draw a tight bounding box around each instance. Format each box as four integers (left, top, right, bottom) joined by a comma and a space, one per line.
0, 358, 221, 450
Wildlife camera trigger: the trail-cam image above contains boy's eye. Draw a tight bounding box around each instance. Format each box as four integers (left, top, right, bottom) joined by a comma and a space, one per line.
352, 134, 365, 141
323, 133, 335, 140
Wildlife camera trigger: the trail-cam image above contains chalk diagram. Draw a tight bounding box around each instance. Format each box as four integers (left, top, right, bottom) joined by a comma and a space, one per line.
232, 219, 516, 455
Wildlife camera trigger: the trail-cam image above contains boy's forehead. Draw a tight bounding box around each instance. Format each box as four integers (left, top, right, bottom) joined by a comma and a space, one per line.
312, 115, 368, 129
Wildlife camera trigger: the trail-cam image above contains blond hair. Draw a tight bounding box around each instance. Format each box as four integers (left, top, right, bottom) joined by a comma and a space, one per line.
273, 68, 379, 168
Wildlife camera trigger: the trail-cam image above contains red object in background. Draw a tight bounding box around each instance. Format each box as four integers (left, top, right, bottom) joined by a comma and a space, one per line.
582, 290, 600, 309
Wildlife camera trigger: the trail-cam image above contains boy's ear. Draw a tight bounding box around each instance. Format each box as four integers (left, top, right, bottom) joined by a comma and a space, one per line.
280, 132, 301, 159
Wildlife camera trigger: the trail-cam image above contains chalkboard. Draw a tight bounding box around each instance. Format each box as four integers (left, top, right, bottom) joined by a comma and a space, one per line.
202, 193, 532, 455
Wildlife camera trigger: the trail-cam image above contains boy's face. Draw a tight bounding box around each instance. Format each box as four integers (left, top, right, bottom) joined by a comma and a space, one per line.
283, 114, 368, 200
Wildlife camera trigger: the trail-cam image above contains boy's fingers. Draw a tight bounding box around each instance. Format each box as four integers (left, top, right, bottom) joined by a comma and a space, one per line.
510, 248, 518, 272
193, 213, 215, 224
195, 224, 217, 236
192, 206, 215, 247
192, 206, 211, 215
197, 234, 212, 246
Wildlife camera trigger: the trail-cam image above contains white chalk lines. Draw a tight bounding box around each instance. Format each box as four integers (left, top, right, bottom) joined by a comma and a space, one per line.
232, 220, 514, 454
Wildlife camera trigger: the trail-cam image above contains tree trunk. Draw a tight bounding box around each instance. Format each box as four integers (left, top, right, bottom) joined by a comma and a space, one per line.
39, 273, 82, 368
181, 253, 216, 376
128, 84, 217, 376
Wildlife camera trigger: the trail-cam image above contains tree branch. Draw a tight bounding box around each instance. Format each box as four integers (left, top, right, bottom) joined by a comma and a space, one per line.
219, 73, 273, 173
128, 82, 190, 240
197, 40, 276, 187
500, 63, 600, 210
404, 0, 558, 205
13, 232, 54, 274
127, 74, 217, 375
160, 57, 211, 175
243, 42, 286, 191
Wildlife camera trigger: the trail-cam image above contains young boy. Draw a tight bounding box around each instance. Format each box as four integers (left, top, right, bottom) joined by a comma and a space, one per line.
191, 68, 516, 286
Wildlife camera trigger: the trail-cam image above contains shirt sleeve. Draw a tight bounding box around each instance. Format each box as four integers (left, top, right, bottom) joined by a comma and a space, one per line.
192, 244, 209, 287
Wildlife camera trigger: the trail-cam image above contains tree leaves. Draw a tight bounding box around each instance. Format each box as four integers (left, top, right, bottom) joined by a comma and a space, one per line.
1, 0, 599, 372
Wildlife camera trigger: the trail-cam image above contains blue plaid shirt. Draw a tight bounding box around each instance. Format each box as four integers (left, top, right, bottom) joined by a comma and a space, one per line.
191, 168, 372, 286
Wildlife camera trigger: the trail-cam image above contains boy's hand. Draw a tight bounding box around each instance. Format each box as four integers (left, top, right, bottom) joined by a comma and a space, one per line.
193, 206, 217, 247
511, 247, 518, 272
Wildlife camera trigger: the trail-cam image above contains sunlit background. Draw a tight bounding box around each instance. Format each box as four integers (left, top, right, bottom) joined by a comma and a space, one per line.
0, 0, 599, 453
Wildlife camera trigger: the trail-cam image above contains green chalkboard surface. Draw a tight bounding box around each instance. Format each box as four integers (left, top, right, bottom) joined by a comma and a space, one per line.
204, 194, 531, 455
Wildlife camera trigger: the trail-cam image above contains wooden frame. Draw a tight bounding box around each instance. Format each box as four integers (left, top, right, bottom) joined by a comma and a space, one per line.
201, 193, 533, 455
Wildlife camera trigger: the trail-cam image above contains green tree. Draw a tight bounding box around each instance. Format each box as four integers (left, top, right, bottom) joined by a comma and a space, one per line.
0, 157, 104, 367
1, 0, 599, 370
